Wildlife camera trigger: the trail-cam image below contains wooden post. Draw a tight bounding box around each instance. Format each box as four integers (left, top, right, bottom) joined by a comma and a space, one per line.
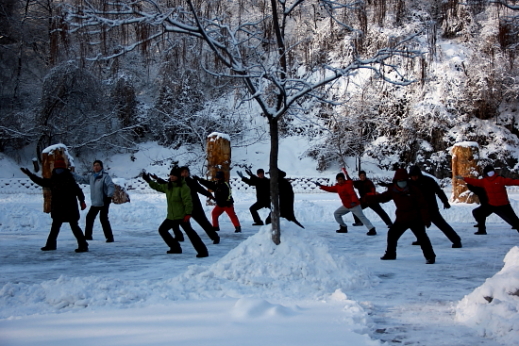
41, 144, 71, 213
451, 142, 480, 204
206, 132, 231, 181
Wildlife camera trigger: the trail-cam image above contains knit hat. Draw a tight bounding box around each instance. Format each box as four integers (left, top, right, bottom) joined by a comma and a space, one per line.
483, 165, 495, 176
215, 171, 225, 179
336, 173, 345, 180
169, 167, 181, 178
54, 158, 67, 169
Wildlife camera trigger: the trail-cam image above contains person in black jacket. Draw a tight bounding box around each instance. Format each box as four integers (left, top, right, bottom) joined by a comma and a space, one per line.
180, 166, 220, 244
237, 168, 270, 226
265, 169, 304, 229
20, 158, 89, 252
352, 171, 393, 227
195, 171, 242, 233
408, 166, 462, 248
367, 168, 436, 264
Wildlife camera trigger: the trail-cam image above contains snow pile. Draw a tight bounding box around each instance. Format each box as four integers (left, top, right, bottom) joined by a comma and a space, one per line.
171, 225, 375, 300
0, 224, 375, 319
455, 246, 519, 345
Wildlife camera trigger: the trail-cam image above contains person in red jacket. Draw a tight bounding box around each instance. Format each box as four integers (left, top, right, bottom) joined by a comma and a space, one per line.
317, 168, 376, 235
351, 171, 393, 227
367, 168, 436, 264
459, 165, 519, 234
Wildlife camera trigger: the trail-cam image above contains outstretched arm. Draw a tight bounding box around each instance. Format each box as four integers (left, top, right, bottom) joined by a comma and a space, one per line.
20, 168, 49, 187
341, 167, 352, 180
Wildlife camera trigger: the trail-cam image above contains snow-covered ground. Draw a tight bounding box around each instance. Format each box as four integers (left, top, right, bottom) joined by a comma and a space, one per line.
1, 181, 519, 346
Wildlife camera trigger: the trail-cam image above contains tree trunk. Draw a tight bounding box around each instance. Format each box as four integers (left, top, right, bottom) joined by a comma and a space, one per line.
269, 118, 281, 245
451, 142, 480, 203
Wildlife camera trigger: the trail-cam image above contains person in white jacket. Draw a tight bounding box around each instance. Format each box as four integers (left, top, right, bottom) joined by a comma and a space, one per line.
73, 160, 115, 242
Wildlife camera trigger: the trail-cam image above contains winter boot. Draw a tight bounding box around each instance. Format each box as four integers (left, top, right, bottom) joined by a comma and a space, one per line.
452, 242, 462, 248
336, 225, 348, 233
474, 226, 487, 235
235, 226, 242, 233
352, 222, 363, 227
380, 253, 396, 260
252, 221, 264, 226
196, 252, 209, 258
75, 247, 89, 253
41, 246, 56, 251
213, 227, 220, 232
425, 257, 436, 264
366, 228, 377, 236
412, 240, 421, 245
213, 235, 220, 244
106, 238, 114, 243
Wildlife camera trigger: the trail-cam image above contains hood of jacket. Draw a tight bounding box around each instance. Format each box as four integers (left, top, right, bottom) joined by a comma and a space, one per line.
408, 165, 423, 178
393, 168, 409, 182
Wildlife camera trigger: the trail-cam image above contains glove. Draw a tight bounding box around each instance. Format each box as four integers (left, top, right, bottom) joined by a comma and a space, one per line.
183, 215, 191, 223
313, 181, 321, 186
104, 197, 112, 205
444, 202, 451, 209
237, 171, 244, 178
142, 172, 151, 182
80, 201, 87, 210
245, 168, 253, 176
20, 167, 31, 176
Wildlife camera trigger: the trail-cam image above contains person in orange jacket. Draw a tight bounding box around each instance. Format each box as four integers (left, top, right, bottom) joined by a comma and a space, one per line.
316, 168, 376, 235
458, 164, 519, 235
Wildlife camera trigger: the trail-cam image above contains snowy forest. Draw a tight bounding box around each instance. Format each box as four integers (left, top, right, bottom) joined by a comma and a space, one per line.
2, 0, 519, 177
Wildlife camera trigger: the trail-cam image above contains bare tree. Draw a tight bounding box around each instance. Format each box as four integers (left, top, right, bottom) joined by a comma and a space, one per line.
66, 0, 422, 244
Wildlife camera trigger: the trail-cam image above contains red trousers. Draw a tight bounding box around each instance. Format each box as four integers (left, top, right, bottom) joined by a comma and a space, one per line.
212, 205, 241, 228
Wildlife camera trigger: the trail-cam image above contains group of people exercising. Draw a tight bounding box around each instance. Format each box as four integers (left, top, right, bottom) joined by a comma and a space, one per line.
21, 159, 519, 261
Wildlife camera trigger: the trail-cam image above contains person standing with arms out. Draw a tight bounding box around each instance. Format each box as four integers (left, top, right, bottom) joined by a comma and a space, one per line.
408, 165, 462, 248
351, 171, 393, 228
195, 171, 242, 233
72, 160, 115, 242
143, 167, 209, 257
458, 164, 519, 234
237, 168, 270, 226
367, 168, 436, 264
179, 166, 220, 244
21, 159, 89, 252
315, 168, 376, 235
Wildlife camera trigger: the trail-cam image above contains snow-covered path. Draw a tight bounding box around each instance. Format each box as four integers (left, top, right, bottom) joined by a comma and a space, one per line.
1, 191, 518, 346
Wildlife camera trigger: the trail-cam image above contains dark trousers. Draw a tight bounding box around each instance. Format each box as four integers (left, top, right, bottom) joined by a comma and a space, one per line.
191, 206, 219, 241
386, 220, 435, 260
250, 201, 270, 223
353, 202, 393, 226
158, 219, 208, 256
474, 204, 519, 232
429, 210, 461, 244
85, 205, 113, 240
46, 219, 88, 249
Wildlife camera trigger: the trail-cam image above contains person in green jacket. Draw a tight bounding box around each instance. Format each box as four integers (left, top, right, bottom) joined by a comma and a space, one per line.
143, 167, 208, 258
